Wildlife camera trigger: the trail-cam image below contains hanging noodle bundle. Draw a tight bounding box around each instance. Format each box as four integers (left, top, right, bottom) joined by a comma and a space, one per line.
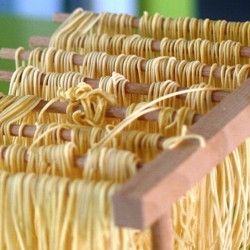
0, 170, 151, 250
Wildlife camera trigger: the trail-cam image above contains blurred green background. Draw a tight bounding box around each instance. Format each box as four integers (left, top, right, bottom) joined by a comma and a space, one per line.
139, 0, 196, 17
0, 15, 59, 94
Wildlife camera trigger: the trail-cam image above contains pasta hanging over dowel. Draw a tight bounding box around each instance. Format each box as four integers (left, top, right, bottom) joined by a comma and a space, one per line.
0, 170, 151, 250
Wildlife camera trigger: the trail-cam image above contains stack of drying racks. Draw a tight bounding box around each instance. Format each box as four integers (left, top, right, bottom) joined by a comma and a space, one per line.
1, 8, 250, 250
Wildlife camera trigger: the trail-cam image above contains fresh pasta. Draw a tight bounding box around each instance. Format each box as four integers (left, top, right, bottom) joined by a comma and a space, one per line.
0, 170, 151, 250
2, 6, 250, 250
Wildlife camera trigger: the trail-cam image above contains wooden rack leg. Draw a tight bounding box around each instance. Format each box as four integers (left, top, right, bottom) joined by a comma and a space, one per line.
151, 206, 173, 250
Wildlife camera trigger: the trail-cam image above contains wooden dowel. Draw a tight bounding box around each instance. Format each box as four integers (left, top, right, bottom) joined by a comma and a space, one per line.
9, 146, 147, 169
30, 36, 51, 47
1, 47, 245, 80
151, 206, 173, 250
29, 35, 250, 59
53, 12, 71, 23
0, 95, 203, 123
0, 70, 12, 82
4, 100, 202, 142
0, 69, 230, 102
9, 123, 71, 140
0, 139, 143, 170
240, 46, 250, 58
7, 102, 199, 150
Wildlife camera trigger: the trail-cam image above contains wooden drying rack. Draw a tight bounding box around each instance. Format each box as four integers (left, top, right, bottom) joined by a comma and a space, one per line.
2, 10, 250, 250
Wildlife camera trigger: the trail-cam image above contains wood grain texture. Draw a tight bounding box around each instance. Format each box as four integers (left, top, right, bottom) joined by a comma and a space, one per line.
112, 77, 250, 229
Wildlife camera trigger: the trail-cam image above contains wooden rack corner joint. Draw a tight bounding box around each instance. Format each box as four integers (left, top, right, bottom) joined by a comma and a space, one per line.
113, 77, 250, 249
